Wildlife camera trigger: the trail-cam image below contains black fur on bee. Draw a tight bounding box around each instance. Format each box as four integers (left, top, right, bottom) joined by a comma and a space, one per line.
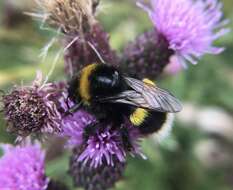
67, 63, 182, 150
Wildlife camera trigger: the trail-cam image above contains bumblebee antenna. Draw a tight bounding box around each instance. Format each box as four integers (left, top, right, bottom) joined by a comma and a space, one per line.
87, 41, 106, 64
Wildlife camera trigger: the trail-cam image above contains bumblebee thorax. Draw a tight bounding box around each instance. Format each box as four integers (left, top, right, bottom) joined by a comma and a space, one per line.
79, 63, 126, 105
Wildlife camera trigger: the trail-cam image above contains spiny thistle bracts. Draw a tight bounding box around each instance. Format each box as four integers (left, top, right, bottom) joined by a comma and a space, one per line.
69, 148, 126, 190
64, 23, 118, 77
121, 29, 173, 79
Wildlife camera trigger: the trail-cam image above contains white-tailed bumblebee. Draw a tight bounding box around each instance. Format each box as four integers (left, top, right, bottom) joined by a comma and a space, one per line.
67, 63, 182, 149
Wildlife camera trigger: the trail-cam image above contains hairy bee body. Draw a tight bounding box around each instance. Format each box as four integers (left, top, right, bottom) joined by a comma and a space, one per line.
68, 63, 182, 147
69, 63, 129, 123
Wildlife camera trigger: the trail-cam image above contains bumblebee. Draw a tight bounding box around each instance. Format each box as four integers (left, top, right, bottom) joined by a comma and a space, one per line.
67, 63, 182, 149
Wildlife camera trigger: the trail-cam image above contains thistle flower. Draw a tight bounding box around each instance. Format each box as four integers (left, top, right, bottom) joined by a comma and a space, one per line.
122, 0, 229, 79
62, 108, 140, 189
35, 0, 99, 35
140, 0, 229, 66
69, 148, 126, 190
1, 71, 65, 138
0, 142, 48, 190
62, 109, 142, 168
62, 109, 97, 147
64, 23, 118, 77
78, 126, 127, 168
164, 55, 183, 75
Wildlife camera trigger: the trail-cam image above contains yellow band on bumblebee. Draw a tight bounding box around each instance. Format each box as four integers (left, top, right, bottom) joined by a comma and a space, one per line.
79, 63, 98, 103
142, 78, 156, 86
130, 108, 149, 126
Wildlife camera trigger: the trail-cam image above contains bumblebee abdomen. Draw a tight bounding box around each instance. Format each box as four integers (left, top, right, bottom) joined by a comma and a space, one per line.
130, 108, 169, 135
138, 111, 168, 135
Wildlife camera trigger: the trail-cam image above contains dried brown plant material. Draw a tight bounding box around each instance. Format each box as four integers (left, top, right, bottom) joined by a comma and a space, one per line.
35, 0, 98, 35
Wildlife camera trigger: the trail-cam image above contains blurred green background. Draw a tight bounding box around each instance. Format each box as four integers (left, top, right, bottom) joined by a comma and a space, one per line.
0, 0, 233, 190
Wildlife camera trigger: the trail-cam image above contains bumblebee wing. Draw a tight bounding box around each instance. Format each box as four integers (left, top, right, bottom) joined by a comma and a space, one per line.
125, 77, 182, 112
99, 77, 182, 113
99, 90, 149, 107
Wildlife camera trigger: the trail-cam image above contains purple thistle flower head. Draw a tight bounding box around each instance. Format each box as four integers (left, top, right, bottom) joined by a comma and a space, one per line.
139, 0, 230, 66
1, 71, 65, 138
62, 109, 97, 147
0, 142, 49, 190
78, 126, 127, 168
61, 107, 143, 168
164, 55, 183, 75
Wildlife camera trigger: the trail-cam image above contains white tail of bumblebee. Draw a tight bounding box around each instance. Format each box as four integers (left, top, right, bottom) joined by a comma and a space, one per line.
153, 113, 175, 142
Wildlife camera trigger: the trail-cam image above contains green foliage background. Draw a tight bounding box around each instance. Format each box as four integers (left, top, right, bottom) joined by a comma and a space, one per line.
0, 0, 233, 189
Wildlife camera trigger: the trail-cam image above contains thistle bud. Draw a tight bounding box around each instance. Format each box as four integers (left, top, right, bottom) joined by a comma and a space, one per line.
121, 30, 173, 79
64, 23, 118, 77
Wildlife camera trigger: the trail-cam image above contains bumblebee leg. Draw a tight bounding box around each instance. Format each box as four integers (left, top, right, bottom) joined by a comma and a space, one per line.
64, 101, 83, 116
120, 125, 132, 151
